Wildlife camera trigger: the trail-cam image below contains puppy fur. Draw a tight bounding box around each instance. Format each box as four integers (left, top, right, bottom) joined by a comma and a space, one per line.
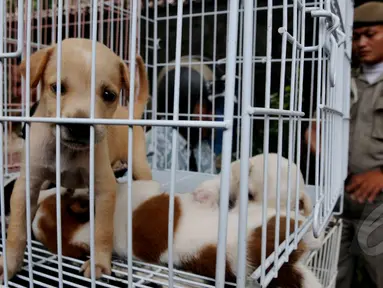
0, 38, 152, 281
192, 153, 313, 217
32, 181, 322, 288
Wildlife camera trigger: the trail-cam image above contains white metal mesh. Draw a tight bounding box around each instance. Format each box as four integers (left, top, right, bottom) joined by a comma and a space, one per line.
306, 218, 343, 288
0, 0, 353, 287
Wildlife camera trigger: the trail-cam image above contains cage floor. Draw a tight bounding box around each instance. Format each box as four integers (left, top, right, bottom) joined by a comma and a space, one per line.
0, 238, 236, 288
0, 170, 325, 288
0, 220, 341, 288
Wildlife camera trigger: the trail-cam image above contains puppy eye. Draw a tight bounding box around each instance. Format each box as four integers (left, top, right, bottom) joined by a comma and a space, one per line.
103, 89, 117, 102
50, 83, 66, 95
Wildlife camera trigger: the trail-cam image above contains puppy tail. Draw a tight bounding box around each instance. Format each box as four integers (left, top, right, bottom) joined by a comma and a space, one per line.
134, 55, 149, 119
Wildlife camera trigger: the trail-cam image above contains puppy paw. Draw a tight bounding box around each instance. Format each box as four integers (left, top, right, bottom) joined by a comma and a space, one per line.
192, 187, 219, 207
0, 255, 22, 283
80, 259, 112, 279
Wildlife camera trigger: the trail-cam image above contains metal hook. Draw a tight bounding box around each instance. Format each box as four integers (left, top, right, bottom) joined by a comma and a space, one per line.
329, 35, 337, 87
336, 29, 347, 47
311, 10, 340, 35
311, 9, 339, 87
313, 195, 324, 238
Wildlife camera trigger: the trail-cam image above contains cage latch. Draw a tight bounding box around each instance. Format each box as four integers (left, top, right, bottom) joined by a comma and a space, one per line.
311, 9, 343, 88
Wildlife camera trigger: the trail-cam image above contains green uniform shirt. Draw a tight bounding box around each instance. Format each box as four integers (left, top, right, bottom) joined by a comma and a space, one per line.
348, 68, 383, 174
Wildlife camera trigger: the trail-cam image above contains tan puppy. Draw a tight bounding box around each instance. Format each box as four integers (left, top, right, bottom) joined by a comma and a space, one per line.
0, 38, 152, 282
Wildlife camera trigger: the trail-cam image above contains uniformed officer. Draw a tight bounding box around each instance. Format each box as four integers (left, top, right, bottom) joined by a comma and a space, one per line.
304, 2, 383, 288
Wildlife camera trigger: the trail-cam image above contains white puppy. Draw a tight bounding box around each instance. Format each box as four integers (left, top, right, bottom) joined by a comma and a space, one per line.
192, 153, 313, 216
32, 180, 322, 288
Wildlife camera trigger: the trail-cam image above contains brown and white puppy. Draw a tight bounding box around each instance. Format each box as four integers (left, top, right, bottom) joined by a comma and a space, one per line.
32, 181, 322, 288
0, 38, 152, 282
192, 153, 313, 216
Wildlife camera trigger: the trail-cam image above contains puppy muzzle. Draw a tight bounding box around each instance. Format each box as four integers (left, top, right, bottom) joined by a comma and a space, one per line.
60, 123, 104, 150
63, 123, 90, 141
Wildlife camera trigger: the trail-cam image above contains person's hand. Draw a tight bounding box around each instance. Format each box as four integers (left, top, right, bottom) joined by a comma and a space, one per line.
345, 169, 383, 204
304, 121, 321, 154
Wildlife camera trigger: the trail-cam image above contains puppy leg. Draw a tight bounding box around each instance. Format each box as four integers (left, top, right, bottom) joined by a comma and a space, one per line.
299, 190, 313, 217
80, 177, 116, 278
192, 159, 246, 210
0, 173, 44, 282
290, 211, 324, 252
80, 148, 116, 279
192, 177, 221, 209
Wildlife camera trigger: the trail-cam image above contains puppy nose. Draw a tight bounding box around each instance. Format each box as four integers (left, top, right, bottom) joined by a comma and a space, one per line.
63, 123, 90, 141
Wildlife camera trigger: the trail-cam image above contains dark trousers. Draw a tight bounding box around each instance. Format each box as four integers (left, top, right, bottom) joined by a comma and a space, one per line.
336, 193, 383, 288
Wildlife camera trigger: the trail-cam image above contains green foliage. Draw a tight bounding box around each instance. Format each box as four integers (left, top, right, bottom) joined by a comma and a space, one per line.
269, 85, 291, 134
251, 85, 292, 156
270, 86, 291, 110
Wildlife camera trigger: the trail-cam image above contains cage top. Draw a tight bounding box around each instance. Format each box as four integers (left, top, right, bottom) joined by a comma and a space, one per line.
6, 0, 211, 20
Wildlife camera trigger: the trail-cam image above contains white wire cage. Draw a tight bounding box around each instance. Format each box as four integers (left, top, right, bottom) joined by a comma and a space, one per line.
0, 0, 353, 287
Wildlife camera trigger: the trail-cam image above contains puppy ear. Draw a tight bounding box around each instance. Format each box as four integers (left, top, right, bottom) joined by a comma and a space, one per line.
120, 60, 130, 95
120, 55, 149, 119
18, 46, 55, 89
